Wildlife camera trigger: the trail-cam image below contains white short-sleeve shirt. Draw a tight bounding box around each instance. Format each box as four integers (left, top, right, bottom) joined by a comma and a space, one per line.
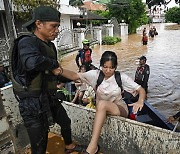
78, 70, 140, 106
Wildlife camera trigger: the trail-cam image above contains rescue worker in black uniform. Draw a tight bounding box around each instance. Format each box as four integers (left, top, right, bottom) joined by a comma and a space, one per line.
75, 39, 93, 71
135, 56, 150, 93
12, 6, 85, 154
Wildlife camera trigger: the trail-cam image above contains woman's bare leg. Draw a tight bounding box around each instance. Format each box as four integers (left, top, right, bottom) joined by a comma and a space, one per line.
86, 101, 122, 153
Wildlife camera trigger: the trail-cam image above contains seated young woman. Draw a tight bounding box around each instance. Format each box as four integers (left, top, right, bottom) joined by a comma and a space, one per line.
56, 51, 146, 154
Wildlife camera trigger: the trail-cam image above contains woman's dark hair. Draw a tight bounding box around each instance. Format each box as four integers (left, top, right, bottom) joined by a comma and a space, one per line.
100, 51, 118, 69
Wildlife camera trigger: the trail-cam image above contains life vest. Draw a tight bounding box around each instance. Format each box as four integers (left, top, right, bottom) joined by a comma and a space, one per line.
135, 64, 149, 84
143, 36, 148, 42
78, 49, 92, 64
83, 49, 92, 63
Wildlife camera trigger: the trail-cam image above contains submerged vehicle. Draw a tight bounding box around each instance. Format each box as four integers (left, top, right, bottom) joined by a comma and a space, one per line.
0, 85, 180, 154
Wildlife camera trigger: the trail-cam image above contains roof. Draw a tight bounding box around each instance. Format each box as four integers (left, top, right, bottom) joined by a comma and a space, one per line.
70, 10, 107, 20
81, 1, 106, 11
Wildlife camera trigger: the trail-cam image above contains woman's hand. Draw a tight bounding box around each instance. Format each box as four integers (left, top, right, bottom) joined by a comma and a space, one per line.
128, 86, 145, 114
167, 116, 175, 123
128, 101, 144, 114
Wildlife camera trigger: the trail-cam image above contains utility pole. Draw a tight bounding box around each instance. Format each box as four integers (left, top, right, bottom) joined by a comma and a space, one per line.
3, 0, 17, 48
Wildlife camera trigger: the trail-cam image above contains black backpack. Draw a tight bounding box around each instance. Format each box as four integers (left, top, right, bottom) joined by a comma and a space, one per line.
10, 33, 33, 93
10, 33, 48, 97
96, 70, 123, 92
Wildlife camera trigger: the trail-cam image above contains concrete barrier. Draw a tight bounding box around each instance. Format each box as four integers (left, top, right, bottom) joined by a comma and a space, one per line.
0, 85, 29, 153
0, 86, 15, 154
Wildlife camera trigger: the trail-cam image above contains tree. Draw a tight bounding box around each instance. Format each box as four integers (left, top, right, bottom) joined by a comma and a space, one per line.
107, 0, 148, 33
12, 0, 60, 20
165, 7, 180, 24
69, 0, 83, 6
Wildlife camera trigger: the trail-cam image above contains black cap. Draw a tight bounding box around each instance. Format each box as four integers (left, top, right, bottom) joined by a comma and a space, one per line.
138, 56, 147, 61
23, 6, 61, 29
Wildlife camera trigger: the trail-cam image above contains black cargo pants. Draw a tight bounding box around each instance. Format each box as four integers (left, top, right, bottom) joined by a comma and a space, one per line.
19, 95, 72, 154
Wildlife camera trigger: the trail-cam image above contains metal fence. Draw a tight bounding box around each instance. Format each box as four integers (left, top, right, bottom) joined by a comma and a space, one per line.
109, 17, 121, 37
85, 26, 98, 45
0, 38, 9, 67
56, 27, 79, 55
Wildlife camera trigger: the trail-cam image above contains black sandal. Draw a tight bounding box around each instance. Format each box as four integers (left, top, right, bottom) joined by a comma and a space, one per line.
65, 144, 87, 153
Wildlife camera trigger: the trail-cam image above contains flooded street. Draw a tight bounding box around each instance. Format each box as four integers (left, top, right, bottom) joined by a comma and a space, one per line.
61, 23, 180, 118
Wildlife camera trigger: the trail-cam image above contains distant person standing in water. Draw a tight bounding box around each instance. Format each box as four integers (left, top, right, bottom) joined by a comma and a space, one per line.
135, 56, 150, 94
142, 27, 146, 35
153, 26, 158, 36
142, 33, 148, 45
149, 27, 154, 38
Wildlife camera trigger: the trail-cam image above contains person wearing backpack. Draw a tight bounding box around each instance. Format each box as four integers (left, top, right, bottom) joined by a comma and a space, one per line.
75, 39, 93, 71
11, 6, 86, 154
135, 56, 150, 94
58, 51, 146, 154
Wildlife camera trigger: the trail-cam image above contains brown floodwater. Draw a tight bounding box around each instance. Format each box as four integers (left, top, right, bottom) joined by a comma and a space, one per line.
61, 23, 180, 118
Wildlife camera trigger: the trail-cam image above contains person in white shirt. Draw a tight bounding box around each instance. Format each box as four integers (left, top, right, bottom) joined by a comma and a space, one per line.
71, 65, 87, 104
82, 85, 96, 106
58, 51, 146, 154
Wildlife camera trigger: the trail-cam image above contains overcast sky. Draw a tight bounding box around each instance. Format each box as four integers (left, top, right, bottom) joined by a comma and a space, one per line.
167, 0, 179, 8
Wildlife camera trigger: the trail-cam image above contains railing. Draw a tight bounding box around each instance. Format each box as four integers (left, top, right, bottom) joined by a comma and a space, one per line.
0, 38, 10, 67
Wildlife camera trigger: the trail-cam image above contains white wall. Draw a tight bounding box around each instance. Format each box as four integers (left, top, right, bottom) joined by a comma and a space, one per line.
59, 4, 80, 15
60, 0, 69, 5
0, 0, 4, 10
60, 14, 71, 29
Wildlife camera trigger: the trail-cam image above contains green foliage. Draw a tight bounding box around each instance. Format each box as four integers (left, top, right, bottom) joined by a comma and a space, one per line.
91, 10, 110, 26
102, 36, 121, 45
107, 0, 148, 34
69, 0, 83, 6
12, 0, 59, 20
165, 7, 180, 24
98, 0, 111, 4
94, 10, 111, 19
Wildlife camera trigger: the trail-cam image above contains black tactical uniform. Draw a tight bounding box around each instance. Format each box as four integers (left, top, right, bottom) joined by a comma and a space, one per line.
14, 35, 73, 154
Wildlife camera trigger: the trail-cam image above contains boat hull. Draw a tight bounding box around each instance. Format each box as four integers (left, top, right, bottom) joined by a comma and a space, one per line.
0, 85, 180, 153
